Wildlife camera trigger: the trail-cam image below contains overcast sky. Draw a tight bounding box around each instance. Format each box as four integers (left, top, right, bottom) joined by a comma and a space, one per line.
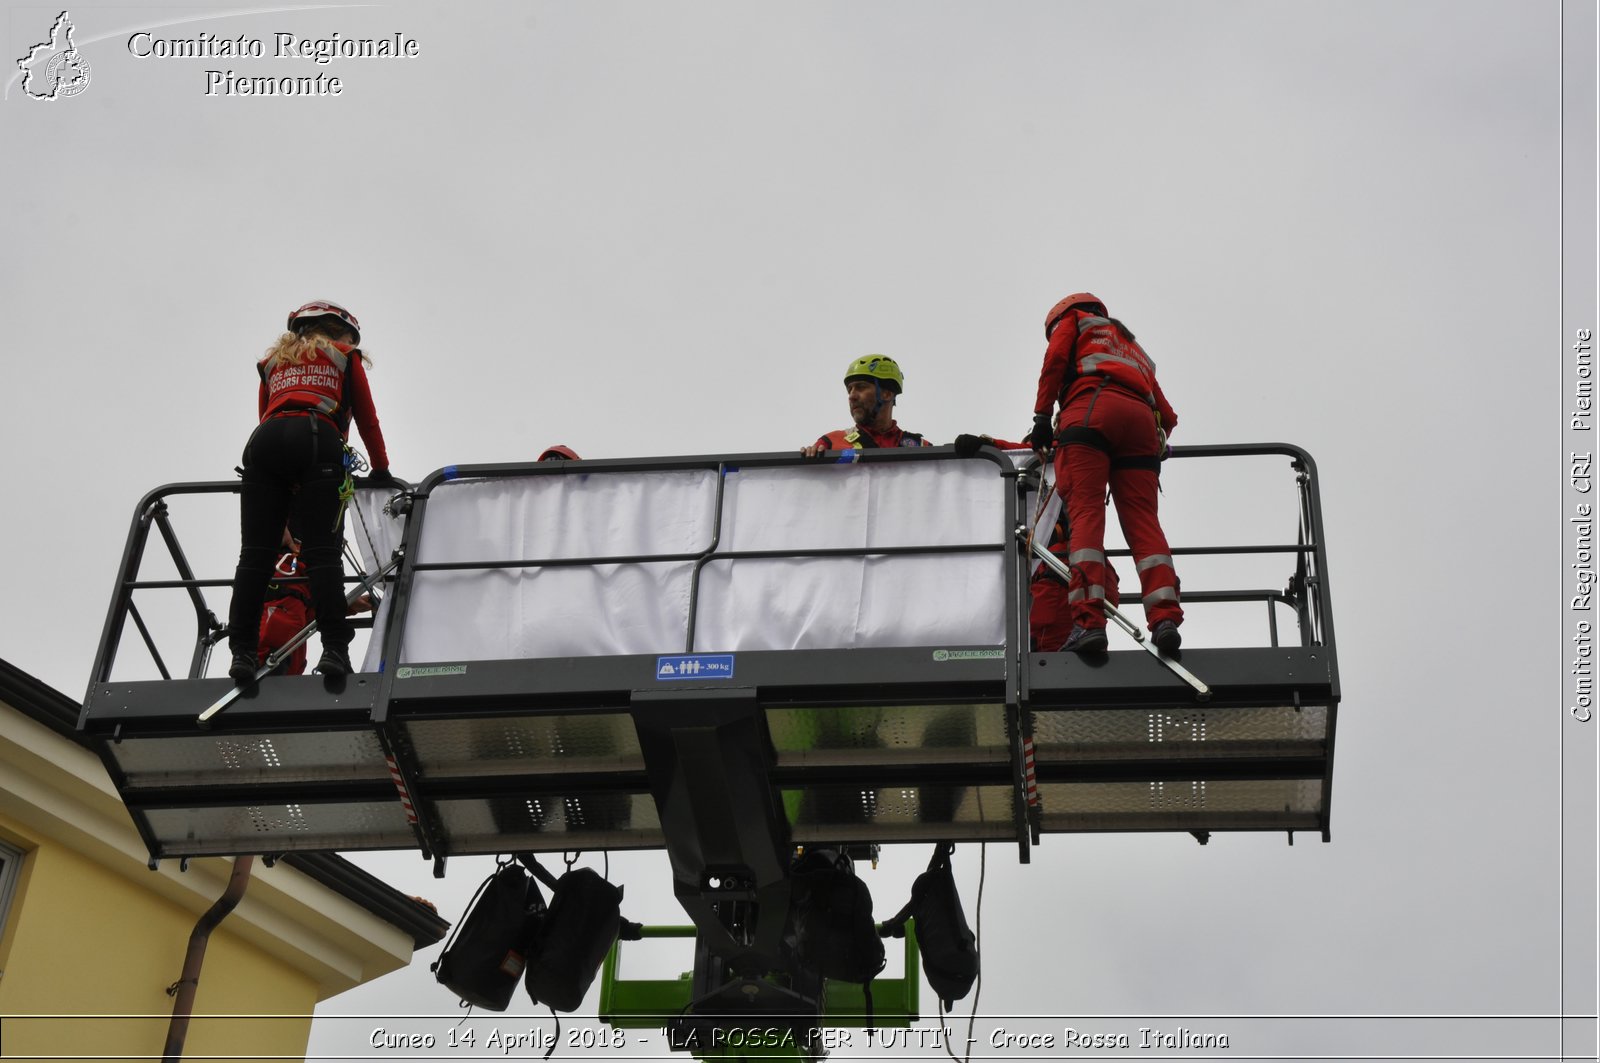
1, 1, 1593, 1060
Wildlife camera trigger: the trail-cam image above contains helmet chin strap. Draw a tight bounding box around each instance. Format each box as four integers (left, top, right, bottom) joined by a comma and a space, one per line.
850, 378, 894, 426
868, 382, 884, 421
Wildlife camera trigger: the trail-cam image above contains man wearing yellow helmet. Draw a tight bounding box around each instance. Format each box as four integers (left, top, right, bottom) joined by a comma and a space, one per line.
801, 354, 933, 457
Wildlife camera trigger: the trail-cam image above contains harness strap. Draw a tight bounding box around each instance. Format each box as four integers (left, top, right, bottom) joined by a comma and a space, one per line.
1055, 424, 1113, 451
1054, 425, 1163, 472
846, 429, 922, 449
267, 407, 342, 431
266, 581, 313, 606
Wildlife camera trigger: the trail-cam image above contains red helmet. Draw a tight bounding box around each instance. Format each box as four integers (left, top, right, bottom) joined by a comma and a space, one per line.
287, 300, 361, 344
539, 445, 580, 462
1044, 292, 1106, 339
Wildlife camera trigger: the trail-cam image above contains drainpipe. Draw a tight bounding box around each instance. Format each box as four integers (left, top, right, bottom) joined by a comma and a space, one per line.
163, 855, 254, 1063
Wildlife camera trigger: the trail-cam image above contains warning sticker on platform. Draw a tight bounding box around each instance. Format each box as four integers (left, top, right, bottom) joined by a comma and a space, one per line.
932, 649, 1005, 662
655, 654, 735, 680
395, 665, 468, 679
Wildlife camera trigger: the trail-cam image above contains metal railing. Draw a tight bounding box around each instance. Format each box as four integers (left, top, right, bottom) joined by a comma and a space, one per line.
86, 443, 1336, 696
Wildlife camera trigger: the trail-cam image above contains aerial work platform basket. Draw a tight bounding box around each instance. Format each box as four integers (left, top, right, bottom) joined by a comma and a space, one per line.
78, 442, 1339, 869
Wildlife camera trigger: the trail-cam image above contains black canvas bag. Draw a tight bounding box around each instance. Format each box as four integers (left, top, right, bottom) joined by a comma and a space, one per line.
432, 861, 546, 1011
789, 849, 886, 984
523, 866, 624, 1012
883, 843, 978, 1008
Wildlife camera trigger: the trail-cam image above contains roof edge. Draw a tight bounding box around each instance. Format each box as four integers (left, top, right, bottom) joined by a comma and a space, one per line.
0, 657, 80, 739
0, 656, 448, 949
282, 852, 449, 950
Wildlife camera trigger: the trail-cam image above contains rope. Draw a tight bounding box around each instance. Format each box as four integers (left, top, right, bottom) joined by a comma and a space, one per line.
331, 444, 367, 532
942, 805, 988, 1063
543, 1005, 560, 1060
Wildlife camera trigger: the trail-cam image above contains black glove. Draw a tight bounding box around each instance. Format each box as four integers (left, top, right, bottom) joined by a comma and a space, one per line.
361, 468, 400, 488
953, 433, 985, 458
1025, 413, 1053, 452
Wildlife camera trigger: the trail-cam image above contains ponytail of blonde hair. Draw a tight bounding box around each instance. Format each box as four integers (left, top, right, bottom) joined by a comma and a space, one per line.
261, 328, 374, 370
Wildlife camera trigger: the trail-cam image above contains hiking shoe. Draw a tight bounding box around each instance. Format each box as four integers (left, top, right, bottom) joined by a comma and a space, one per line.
228, 651, 257, 685
317, 645, 353, 679
1060, 625, 1109, 655
1152, 620, 1182, 654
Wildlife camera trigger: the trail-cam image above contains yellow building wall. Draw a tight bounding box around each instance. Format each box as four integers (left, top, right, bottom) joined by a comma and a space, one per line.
0, 819, 319, 1063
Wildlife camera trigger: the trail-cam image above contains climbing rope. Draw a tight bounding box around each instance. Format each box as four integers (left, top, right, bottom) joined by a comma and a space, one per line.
332, 444, 368, 532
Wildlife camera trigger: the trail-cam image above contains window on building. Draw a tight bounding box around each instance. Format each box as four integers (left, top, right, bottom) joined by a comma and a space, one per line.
0, 839, 22, 944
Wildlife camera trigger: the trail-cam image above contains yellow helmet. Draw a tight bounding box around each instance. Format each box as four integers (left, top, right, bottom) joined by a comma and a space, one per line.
843, 354, 904, 394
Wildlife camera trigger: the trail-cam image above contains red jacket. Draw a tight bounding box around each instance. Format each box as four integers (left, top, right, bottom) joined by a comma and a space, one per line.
1034, 309, 1177, 434
813, 423, 931, 450
258, 341, 390, 470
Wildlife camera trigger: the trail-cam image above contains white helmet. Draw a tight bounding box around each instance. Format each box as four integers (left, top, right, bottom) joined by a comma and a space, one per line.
287, 299, 360, 344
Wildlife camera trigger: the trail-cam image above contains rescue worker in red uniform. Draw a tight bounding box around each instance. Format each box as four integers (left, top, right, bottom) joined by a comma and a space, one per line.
228, 300, 395, 683
1022, 491, 1123, 652
801, 355, 933, 455
538, 445, 580, 461
1029, 293, 1181, 655
258, 531, 314, 676
257, 528, 375, 676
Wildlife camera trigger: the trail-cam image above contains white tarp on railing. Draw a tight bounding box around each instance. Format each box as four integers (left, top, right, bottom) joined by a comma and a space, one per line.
352, 458, 1015, 666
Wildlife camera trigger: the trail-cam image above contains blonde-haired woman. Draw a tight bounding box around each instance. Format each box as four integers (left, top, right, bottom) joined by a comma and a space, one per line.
227, 299, 395, 683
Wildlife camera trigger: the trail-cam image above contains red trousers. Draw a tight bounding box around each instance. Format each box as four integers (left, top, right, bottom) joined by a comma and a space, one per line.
1053, 388, 1181, 632
1030, 553, 1120, 651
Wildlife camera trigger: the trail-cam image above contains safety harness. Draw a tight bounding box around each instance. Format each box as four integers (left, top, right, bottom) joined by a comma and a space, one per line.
1055, 417, 1164, 473
265, 550, 313, 606
847, 429, 924, 449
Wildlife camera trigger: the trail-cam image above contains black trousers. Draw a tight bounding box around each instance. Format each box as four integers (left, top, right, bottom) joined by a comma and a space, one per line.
228, 415, 353, 657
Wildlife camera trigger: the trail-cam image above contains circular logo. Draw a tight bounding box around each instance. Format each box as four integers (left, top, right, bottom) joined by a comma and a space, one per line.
395, 667, 413, 679
46, 49, 91, 97
932, 649, 949, 662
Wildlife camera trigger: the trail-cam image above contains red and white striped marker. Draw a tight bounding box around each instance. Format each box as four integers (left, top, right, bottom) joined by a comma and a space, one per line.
1022, 735, 1039, 808
385, 754, 419, 824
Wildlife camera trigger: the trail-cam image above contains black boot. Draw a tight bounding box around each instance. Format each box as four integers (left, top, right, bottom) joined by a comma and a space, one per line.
229, 649, 258, 685
227, 561, 271, 685
1060, 625, 1108, 655
317, 643, 353, 679
1152, 620, 1182, 654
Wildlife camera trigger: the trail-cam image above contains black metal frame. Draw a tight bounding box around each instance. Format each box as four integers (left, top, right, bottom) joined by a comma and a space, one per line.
79, 443, 1341, 867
